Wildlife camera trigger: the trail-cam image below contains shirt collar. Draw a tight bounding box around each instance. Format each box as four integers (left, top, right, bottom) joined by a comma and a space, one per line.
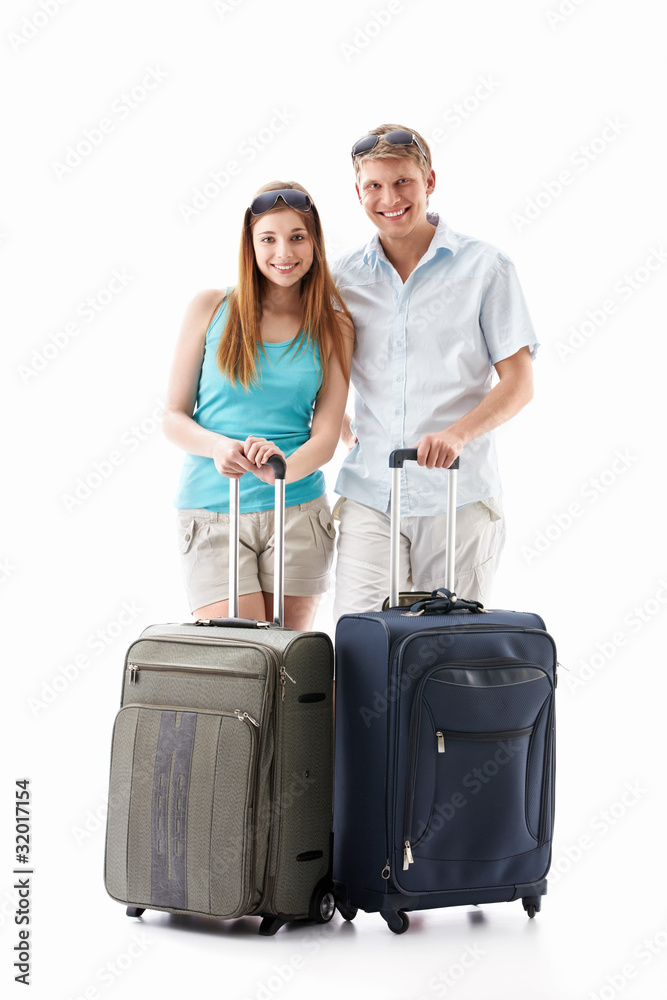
362, 212, 461, 266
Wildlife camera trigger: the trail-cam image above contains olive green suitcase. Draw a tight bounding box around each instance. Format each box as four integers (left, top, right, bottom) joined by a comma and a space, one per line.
104, 459, 335, 935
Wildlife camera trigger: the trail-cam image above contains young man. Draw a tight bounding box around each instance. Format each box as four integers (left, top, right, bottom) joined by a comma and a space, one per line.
332, 124, 538, 618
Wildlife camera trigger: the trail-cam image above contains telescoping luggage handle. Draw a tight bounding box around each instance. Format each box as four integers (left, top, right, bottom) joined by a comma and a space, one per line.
388, 449, 459, 610
228, 455, 286, 625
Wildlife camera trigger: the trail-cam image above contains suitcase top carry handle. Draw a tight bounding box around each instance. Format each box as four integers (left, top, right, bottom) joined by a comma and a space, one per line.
389, 450, 459, 609
229, 454, 286, 625
389, 449, 460, 471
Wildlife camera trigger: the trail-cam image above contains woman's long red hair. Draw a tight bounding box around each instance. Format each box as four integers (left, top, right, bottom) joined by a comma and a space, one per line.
216, 181, 351, 389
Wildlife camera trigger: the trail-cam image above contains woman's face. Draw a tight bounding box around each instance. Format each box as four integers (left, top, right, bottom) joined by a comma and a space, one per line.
251, 207, 314, 289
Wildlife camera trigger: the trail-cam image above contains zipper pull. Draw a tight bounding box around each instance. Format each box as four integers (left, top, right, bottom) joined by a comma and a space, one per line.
128, 663, 138, 684
403, 841, 414, 870
381, 860, 391, 880
234, 709, 260, 728
279, 665, 296, 701
436, 730, 445, 753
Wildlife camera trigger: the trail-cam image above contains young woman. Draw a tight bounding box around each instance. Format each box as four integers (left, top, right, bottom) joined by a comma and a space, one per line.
163, 181, 354, 630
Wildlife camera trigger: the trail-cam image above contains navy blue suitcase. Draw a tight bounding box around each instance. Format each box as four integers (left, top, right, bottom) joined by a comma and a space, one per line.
333, 451, 556, 933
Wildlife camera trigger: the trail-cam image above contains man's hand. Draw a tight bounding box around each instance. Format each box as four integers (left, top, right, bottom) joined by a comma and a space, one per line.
415, 430, 464, 469
340, 413, 357, 451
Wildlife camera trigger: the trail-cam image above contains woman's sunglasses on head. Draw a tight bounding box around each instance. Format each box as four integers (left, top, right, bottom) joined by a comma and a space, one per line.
249, 189, 312, 216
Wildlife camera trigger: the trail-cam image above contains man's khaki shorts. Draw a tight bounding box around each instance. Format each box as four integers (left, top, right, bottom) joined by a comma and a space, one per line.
176, 495, 336, 612
333, 495, 506, 619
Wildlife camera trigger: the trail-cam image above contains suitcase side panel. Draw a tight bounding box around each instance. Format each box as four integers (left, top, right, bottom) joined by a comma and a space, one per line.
105, 705, 141, 903
333, 616, 393, 900
267, 634, 334, 918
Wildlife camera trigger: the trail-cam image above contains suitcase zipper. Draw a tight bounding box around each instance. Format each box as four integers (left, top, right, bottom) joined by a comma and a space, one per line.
435, 726, 534, 752
120, 701, 260, 728
279, 665, 296, 700
124, 634, 284, 694
126, 633, 282, 672
126, 662, 261, 684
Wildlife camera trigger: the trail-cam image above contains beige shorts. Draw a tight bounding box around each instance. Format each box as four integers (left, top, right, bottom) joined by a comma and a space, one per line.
176, 496, 336, 612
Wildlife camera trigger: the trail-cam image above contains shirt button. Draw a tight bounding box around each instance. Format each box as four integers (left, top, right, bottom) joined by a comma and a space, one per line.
395, 409, 400, 415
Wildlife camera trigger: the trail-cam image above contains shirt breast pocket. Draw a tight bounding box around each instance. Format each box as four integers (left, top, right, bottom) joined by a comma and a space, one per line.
410, 279, 479, 354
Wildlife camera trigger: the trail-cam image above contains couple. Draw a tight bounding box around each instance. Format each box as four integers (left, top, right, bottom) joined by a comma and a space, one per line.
163, 123, 538, 630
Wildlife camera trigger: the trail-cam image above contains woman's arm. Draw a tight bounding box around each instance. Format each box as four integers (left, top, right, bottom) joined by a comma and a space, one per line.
162, 289, 258, 478
245, 313, 355, 484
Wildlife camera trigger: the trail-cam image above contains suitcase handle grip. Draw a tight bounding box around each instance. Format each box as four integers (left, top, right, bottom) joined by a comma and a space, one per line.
389, 449, 459, 470
264, 454, 286, 480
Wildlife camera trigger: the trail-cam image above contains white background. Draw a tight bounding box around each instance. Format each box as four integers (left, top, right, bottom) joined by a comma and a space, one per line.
2, 1, 666, 998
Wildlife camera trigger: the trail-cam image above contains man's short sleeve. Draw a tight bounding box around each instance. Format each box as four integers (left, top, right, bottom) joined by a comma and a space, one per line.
480, 258, 539, 365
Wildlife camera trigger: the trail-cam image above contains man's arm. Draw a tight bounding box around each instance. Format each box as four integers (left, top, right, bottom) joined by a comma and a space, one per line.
415, 346, 534, 469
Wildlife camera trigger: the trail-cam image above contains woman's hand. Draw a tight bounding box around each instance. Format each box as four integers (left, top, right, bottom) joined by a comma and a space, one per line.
211, 437, 256, 479
243, 436, 286, 484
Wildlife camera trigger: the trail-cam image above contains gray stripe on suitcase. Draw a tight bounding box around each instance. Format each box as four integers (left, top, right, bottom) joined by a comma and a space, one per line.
150, 711, 196, 909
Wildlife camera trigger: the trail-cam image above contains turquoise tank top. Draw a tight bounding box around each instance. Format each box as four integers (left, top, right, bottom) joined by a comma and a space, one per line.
174, 296, 326, 512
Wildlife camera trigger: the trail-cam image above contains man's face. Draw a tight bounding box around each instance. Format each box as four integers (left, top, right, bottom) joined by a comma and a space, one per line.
355, 156, 436, 243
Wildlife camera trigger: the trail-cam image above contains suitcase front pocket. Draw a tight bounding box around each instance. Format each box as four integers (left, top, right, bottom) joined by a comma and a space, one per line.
105, 704, 261, 919
408, 725, 537, 865
400, 659, 553, 881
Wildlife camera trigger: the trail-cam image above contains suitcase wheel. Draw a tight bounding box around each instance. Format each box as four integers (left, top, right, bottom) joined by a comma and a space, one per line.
336, 902, 358, 922
309, 880, 336, 924
385, 909, 410, 934
522, 896, 541, 919
126, 906, 145, 918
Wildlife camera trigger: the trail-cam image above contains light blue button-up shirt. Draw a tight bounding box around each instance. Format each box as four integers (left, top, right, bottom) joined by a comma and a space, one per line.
332, 213, 539, 516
